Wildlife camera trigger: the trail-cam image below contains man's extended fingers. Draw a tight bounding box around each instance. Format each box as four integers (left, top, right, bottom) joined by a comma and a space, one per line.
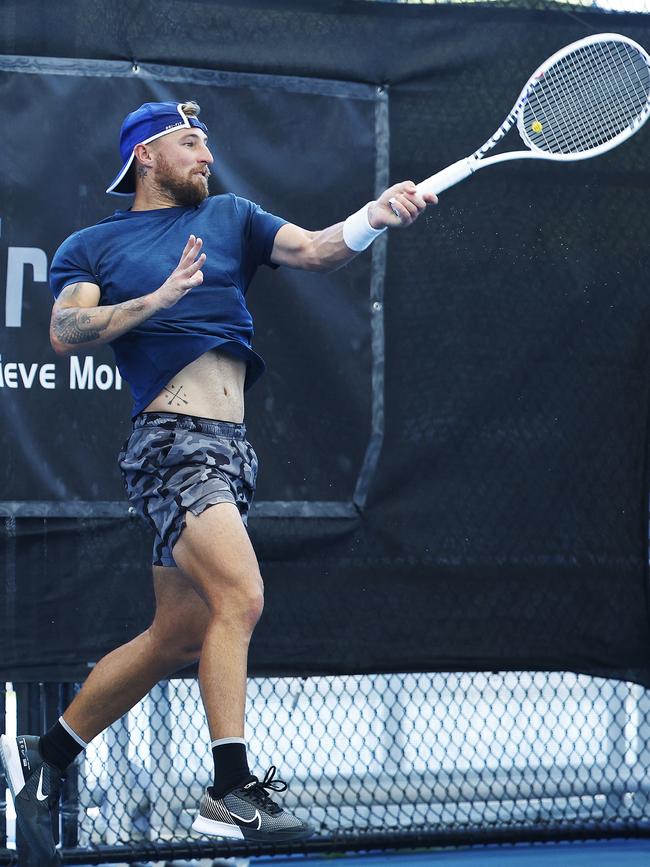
180, 235, 203, 263
188, 237, 203, 259
183, 252, 206, 275
181, 234, 197, 257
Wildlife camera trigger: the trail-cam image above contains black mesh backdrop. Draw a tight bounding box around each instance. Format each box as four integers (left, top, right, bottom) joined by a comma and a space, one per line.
2, 0, 650, 861
0, 61, 376, 504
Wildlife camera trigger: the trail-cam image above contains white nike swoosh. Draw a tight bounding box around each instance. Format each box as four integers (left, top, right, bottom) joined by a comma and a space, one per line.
36, 767, 48, 802
229, 808, 261, 830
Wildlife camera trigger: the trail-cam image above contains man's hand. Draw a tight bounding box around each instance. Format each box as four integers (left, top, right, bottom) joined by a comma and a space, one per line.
368, 181, 438, 230
155, 235, 206, 309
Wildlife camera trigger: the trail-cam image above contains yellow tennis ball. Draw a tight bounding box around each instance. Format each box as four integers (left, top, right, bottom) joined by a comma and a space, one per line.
532, 120, 543, 133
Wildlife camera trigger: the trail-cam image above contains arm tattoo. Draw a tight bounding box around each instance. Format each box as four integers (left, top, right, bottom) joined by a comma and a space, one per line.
53, 308, 113, 344
163, 384, 189, 407
53, 296, 148, 345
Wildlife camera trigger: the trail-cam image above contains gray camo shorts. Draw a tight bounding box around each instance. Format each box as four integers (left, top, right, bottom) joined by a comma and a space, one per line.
118, 412, 258, 568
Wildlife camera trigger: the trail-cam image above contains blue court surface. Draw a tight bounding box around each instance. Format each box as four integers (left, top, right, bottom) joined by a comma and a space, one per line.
252, 841, 650, 867
69, 839, 650, 867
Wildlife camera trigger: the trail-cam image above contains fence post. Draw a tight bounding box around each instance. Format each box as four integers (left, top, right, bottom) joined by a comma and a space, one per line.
59, 683, 80, 848
0, 684, 6, 851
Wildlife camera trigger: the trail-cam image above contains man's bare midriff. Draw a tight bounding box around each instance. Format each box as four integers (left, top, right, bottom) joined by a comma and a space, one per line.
143, 348, 247, 423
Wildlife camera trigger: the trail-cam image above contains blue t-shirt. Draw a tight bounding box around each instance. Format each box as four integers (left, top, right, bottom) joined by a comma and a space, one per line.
49, 194, 286, 416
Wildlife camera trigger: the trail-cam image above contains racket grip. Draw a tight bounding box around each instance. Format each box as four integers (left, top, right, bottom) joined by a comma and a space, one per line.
416, 157, 475, 197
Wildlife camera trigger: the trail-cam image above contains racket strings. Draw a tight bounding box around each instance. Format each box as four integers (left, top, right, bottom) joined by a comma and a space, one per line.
534, 44, 646, 152
531, 43, 648, 152
565, 44, 646, 143
536, 54, 629, 152
529, 45, 645, 153
522, 40, 650, 155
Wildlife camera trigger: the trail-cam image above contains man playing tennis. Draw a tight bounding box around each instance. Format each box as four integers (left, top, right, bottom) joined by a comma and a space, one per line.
0, 100, 435, 863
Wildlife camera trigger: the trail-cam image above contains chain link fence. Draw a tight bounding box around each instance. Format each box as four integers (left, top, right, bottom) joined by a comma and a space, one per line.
4, 671, 649, 862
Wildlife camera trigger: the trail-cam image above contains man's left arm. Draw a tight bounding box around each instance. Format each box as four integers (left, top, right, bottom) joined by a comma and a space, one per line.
270, 181, 438, 272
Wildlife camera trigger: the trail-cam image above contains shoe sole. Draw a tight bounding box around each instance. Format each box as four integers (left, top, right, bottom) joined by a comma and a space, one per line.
0, 735, 24, 798
192, 814, 314, 842
192, 815, 245, 839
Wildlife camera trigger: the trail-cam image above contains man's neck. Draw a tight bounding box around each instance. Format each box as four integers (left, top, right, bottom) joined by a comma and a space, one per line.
131, 187, 179, 212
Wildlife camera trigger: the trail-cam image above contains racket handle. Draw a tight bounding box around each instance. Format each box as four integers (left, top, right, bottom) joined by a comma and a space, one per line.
416, 157, 475, 197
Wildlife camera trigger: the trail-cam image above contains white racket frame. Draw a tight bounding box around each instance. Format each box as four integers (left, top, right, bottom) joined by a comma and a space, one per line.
416, 33, 650, 197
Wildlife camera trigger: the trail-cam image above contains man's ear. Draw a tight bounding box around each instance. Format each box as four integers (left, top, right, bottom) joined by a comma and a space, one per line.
133, 142, 155, 169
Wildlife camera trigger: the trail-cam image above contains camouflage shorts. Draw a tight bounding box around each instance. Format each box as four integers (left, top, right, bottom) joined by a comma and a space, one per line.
118, 412, 258, 568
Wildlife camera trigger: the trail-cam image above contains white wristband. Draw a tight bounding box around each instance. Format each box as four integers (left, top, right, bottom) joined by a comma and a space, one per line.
342, 202, 386, 252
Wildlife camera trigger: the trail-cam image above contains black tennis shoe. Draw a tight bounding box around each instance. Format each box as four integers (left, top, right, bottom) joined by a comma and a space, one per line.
192, 765, 313, 842
0, 734, 61, 865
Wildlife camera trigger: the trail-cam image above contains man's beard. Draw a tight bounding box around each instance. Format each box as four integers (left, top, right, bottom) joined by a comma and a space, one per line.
155, 154, 210, 207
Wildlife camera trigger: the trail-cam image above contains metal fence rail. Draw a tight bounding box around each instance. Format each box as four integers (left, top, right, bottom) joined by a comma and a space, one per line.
367, 0, 650, 12
2, 671, 650, 864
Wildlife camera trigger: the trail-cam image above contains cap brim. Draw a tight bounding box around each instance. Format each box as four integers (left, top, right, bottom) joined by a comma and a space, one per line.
106, 153, 136, 195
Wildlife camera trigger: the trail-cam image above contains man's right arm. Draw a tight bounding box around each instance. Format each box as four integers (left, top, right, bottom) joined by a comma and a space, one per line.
50, 281, 158, 355
50, 280, 168, 355
49, 234, 206, 356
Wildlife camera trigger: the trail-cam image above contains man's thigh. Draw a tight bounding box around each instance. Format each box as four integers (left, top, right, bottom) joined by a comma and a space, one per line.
171, 503, 263, 606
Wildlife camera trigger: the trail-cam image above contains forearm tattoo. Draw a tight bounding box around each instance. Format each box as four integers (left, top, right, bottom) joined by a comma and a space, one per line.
53, 288, 148, 345
163, 384, 189, 407
53, 308, 111, 344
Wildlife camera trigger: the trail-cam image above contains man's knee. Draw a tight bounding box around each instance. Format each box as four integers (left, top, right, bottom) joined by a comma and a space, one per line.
147, 621, 206, 667
242, 581, 264, 631
216, 574, 264, 632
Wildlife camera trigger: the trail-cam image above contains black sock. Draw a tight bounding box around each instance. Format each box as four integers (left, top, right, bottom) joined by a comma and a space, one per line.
211, 739, 251, 797
39, 719, 86, 774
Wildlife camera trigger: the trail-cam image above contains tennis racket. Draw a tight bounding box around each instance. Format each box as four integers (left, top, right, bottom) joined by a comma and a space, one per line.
415, 33, 650, 198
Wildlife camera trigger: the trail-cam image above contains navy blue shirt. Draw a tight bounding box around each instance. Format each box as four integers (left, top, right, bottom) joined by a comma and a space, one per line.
50, 194, 286, 416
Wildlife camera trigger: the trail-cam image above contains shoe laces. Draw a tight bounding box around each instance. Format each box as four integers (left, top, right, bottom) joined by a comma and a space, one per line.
242, 766, 287, 814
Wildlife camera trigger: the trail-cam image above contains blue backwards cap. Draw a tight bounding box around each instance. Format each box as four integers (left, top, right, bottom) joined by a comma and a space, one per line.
106, 101, 209, 195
